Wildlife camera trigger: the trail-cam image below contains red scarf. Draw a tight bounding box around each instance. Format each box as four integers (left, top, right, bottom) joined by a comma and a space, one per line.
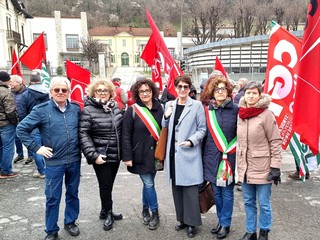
239, 107, 265, 120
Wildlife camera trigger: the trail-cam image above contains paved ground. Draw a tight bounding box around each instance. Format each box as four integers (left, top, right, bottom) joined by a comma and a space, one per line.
1, 149, 320, 240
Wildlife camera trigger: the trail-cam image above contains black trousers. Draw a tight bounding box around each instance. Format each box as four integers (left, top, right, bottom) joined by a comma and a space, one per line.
93, 162, 120, 212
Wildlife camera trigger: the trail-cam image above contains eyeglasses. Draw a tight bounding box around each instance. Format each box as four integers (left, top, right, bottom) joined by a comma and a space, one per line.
96, 89, 110, 94
214, 87, 227, 93
177, 85, 190, 90
53, 88, 68, 94
138, 89, 152, 95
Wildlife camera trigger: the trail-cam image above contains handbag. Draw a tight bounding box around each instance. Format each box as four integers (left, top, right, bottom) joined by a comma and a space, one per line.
154, 127, 168, 161
199, 182, 215, 214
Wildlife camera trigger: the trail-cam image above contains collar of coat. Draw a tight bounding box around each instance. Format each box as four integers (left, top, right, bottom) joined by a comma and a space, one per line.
209, 97, 232, 110
238, 93, 271, 109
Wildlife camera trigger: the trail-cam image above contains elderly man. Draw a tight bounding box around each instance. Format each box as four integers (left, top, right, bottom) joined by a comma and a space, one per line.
0, 71, 19, 178
17, 77, 81, 240
233, 78, 249, 104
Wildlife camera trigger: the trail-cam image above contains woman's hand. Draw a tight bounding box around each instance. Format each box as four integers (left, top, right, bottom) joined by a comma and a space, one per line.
164, 105, 173, 118
95, 155, 107, 165
124, 160, 133, 167
179, 140, 192, 147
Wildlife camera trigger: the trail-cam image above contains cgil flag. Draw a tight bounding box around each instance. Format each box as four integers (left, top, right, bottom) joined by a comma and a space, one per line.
141, 9, 183, 97
293, 0, 320, 154
20, 32, 46, 70
11, 49, 22, 78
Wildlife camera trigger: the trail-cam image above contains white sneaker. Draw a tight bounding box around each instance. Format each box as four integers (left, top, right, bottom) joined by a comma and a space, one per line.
32, 172, 45, 179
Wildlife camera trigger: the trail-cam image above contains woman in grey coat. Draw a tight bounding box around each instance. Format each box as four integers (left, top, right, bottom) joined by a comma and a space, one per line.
162, 75, 206, 238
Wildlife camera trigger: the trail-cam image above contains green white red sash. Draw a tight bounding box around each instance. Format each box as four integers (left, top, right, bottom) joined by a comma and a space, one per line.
134, 104, 160, 141
205, 107, 237, 187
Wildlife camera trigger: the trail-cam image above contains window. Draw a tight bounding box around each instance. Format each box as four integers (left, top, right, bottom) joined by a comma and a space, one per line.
66, 34, 79, 50
108, 39, 112, 46
168, 48, 175, 58
135, 54, 140, 63
33, 33, 48, 50
111, 55, 115, 63
6, 0, 9, 9
122, 39, 126, 47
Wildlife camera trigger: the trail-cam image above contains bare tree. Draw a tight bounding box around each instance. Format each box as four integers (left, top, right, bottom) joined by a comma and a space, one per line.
255, 2, 271, 35
80, 37, 106, 70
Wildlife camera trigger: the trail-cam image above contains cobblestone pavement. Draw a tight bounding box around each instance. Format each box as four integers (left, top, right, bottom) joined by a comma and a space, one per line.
1, 149, 320, 240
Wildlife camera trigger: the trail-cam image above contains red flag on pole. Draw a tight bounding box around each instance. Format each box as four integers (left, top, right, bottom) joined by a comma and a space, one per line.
66, 60, 90, 109
293, 0, 320, 154
214, 56, 228, 78
141, 9, 183, 97
11, 49, 22, 78
20, 32, 46, 70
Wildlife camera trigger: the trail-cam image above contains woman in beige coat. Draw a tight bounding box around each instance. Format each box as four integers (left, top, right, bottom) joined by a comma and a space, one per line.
237, 81, 282, 240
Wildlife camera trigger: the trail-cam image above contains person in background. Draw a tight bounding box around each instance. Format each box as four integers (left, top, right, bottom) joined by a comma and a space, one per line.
200, 70, 224, 94
237, 81, 282, 240
234, 78, 249, 105
202, 75, 238, 239
0, 71, 19, 179
112, 77, 128, 113
17, 77, 81, 240
163, 75, 206, 238
79, 79, 123, 231
160, 85, 175, 104
9, 75, 28, 164
189, 84, 197, 100
122, 78, 163, 231
19, 71, 50, 178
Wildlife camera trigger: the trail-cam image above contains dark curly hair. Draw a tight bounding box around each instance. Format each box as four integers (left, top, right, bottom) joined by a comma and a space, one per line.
131, 78, 159, 102
200, 75, 233, 105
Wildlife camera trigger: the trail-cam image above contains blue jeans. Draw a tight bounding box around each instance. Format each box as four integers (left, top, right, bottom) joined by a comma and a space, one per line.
15, 134, 24, 157
242, 182, 272, 233
45, 161, 81, 235
0, 124, 15, 174
213, 182, 234, 227
31, 129, 45, 175
140, 173, 158, 212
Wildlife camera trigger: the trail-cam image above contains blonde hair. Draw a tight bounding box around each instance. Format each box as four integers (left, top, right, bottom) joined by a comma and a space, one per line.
87, 79, 115, 98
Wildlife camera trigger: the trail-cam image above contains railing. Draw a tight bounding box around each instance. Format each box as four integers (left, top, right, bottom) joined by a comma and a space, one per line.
6, 30, 21, 43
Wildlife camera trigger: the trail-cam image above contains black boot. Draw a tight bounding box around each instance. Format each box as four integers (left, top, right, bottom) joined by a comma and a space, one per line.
142, 208, 151, 225
99, 208, 107, 219
217, 226, 230, 239
239, 232, 257, 240
258, 229, 268, 240
103, 210, 114, 231
211, 223, 222, 234
148, 210, 159, 230
112, 211, 123, 220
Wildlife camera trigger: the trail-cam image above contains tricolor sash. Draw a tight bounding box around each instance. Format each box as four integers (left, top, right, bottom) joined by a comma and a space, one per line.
134, 104, 160, 141
205, 107, 237, 187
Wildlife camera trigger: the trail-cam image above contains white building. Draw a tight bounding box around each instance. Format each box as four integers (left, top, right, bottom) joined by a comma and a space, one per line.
26, 11, 88, 74
0, 0, 32, 70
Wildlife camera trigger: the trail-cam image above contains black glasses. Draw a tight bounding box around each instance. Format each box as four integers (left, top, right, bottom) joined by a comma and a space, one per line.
53, 88, 68, 94
214, 87, 227, 93
138, 89, 152, 95
96, 89, 110, 94
177, 85, 190, 90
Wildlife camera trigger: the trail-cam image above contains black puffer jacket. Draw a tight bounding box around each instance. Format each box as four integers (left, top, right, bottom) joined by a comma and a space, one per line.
79, 97, 123, 164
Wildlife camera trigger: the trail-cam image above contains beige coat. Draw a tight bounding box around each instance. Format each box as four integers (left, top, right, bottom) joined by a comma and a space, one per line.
237, 94, 282, 184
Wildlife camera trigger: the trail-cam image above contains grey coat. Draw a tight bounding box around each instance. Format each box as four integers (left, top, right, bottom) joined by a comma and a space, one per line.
162, 97, 206, 186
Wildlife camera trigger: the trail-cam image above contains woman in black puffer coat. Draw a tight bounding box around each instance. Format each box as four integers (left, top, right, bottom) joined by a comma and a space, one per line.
79, 79, 123, 231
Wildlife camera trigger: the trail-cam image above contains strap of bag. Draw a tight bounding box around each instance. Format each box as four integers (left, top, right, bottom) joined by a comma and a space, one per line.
133, 103, 160, 141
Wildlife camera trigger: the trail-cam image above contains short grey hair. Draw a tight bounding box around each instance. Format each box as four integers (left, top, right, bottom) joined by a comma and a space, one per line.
50, 76, 71, 91
243, 81, 262, 94
10, 75, 23, 84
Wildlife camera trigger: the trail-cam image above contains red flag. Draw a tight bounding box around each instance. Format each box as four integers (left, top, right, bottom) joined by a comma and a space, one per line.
66, 60, 90, 109
141, 9, 183, 97
20, 32, 46, 70
11, 49, 22, 78
214, 56, 228, 78
293, 0, 320, 154
264, 23, 301, 149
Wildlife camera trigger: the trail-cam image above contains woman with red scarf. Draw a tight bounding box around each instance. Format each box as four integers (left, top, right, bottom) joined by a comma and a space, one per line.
237, 81, 282, 240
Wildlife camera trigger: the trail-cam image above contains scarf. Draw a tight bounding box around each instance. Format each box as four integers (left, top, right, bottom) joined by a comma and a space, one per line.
238, 107, 265, 120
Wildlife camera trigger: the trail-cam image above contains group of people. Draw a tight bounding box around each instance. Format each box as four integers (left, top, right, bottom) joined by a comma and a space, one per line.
0, 70, 282, 240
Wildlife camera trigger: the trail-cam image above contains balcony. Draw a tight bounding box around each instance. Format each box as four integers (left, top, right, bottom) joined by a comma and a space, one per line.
6, 30, 21, 43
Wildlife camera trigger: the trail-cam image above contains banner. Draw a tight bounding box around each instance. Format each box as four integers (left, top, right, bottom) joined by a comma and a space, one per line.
293, 0, 320, 154
66, 60, 90, 109
264, 23, 301, 149
141, 9, 183, 97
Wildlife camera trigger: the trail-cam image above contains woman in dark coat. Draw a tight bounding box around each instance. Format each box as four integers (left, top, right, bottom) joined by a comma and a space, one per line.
122, 78, 164, 230
79, 79, 123, 231
202, 76, 239, 239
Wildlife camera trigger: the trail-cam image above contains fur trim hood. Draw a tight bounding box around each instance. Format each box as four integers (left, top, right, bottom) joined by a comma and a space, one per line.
238, 93, 271, 109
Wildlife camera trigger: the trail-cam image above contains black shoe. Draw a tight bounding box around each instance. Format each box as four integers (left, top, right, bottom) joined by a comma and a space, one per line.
142, 208, 151, 225
217, 226, 230, 239
175, 221, 187, 231
45, 233, 58, 240
239, 232, 257, 240
64, 223, 80, 236
103, 210, 114, 231
112, 211, 123, 220
187, 226, 196, 238
258, 229, 268, 240
14, 156, 24, 163
25, 157, 34, 165
211, 223, 222, 234
148, 210, 159, 230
